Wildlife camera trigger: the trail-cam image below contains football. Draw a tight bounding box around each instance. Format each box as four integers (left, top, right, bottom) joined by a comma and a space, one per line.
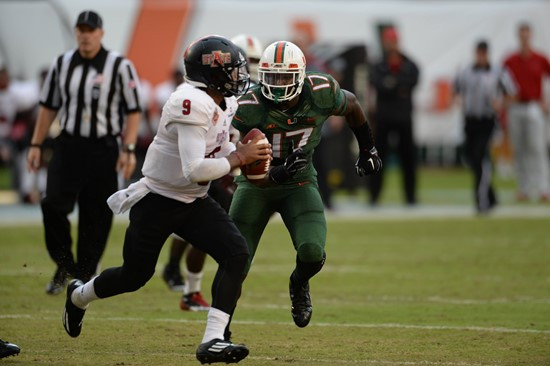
240, 128, 270, 183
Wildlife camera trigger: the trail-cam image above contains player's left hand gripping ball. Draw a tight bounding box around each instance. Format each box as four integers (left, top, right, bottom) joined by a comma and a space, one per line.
355, 147, 382, 176
241, 128, 271, 184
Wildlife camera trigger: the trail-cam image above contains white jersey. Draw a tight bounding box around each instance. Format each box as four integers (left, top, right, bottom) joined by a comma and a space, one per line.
0, 87, 18, 139
0, 80, 39, 139
141, 83, 237, 203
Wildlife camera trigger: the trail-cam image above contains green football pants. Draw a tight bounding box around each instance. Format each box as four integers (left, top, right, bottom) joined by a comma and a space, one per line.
229, 181, 327, 275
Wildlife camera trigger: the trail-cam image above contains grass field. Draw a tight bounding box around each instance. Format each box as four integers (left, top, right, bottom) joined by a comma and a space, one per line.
1, 214, 549, 365
0, 163, 520, 206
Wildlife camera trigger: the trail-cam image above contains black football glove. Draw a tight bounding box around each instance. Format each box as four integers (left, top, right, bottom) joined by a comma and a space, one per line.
355, 147, 382, 177
269, 146, 308, 184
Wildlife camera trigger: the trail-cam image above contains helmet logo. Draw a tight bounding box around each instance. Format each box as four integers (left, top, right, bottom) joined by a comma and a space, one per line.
202, 50, 231, 67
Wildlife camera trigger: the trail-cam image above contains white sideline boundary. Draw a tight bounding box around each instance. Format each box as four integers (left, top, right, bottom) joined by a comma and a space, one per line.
1, 313, 549, 334
1, 203, 550, 226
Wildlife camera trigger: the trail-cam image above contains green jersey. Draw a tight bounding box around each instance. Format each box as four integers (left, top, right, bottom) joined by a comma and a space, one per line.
232, 71, 347, 184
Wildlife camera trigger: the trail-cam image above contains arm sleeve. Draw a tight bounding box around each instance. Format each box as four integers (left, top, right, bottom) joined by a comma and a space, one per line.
543, 55, 550, 75
408, 61, 420, 88
39, 55, 62, 110
498, 68, 517, 96
173, 123, 231, 183
218, 136, 237, 158
369, 63, 383, 89
118, 58, 142, 113
453, 70, 462, 95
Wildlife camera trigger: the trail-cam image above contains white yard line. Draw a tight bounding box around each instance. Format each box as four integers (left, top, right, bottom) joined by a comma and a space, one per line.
12, 348, 501, 366
246, 355, 501, 366
2, 313, 549, 334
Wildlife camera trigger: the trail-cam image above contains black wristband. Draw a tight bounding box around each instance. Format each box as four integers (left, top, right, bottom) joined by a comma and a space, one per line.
30, 143, 42, 149
350, 122, 375, 152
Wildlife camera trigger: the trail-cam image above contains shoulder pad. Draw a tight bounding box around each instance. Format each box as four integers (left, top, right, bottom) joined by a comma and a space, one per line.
163, 84, 212, 128
303, 72, 345, 111
237, 86, 262, 106
233, 87, 265, 132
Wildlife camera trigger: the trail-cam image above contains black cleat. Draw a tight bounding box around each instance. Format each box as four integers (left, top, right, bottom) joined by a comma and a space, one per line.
0, 339, 20, 359
63, 279, 86, 337
289, 276, 313, 328
196, 338, 249, 364
162, 264, 185, 292
46, 268, 68, 295
223, 328, 232, 342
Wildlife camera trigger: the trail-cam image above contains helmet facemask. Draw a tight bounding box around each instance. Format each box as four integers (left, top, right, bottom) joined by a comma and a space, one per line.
210, 55, 250, 97
258, 41, 306, 103
259, 69, 304, 103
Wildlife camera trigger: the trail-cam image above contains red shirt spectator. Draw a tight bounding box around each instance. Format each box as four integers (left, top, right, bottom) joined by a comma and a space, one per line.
504, 51, 550, 102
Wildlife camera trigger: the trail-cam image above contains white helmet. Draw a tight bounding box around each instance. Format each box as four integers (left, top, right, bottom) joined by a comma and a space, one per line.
231, 34, 263, 84
258, 41, 306, 103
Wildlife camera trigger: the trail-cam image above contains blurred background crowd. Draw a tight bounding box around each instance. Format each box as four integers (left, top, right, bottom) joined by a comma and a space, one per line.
1, 0, 549, 213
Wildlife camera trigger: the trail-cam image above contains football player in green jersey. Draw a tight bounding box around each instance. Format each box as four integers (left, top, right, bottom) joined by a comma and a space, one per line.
229, 40, 382, 331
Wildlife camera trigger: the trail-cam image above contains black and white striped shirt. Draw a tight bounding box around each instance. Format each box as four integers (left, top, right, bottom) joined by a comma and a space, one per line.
454, 64, 516, 118
39, 46, 141, 138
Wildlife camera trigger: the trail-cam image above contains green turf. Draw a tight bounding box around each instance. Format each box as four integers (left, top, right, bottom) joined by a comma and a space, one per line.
0, 166, 11, 190
0, 164, 520, 205
332, 166, 519, 206
1, 217, 549, 365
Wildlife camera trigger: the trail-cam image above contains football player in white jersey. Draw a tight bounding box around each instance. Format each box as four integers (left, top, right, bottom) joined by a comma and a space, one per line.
61, 35, 271, 364
160, 34, 264, 311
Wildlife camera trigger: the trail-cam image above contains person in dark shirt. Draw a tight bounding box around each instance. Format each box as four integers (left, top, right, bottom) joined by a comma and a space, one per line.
454, 40, 516, 213
368, 27, 419, 206
27, 10, 142, 294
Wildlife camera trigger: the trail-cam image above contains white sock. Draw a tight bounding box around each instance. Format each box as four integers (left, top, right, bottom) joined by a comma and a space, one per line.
201, 307, 230, 343
184, 268, 204, 295
71, 277, 99, 310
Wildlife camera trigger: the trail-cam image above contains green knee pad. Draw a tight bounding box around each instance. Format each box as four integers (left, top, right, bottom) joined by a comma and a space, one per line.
297, 243, 325, 263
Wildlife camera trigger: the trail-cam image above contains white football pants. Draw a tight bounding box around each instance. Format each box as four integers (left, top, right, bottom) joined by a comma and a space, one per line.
507, 102, 549, 197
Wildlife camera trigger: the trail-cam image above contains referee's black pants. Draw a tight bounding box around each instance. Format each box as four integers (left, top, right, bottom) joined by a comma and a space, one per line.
41, 132, 119, 282
93, 192, 249, 315
464, 116, 497, 213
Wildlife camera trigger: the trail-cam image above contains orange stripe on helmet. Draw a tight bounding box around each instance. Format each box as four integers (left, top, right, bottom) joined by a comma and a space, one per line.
274, 42, 286, 63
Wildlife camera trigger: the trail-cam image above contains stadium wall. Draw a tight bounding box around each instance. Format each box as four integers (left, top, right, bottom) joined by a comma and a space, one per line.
1, 0, 549, 148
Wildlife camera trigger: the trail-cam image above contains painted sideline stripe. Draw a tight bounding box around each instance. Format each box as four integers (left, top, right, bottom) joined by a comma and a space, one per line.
2, 314, 548, 334
2, 204, 550, 227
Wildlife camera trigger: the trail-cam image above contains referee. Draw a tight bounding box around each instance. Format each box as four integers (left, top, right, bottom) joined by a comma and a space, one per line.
454, 40, 515, 213
27, 10, 141, 294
